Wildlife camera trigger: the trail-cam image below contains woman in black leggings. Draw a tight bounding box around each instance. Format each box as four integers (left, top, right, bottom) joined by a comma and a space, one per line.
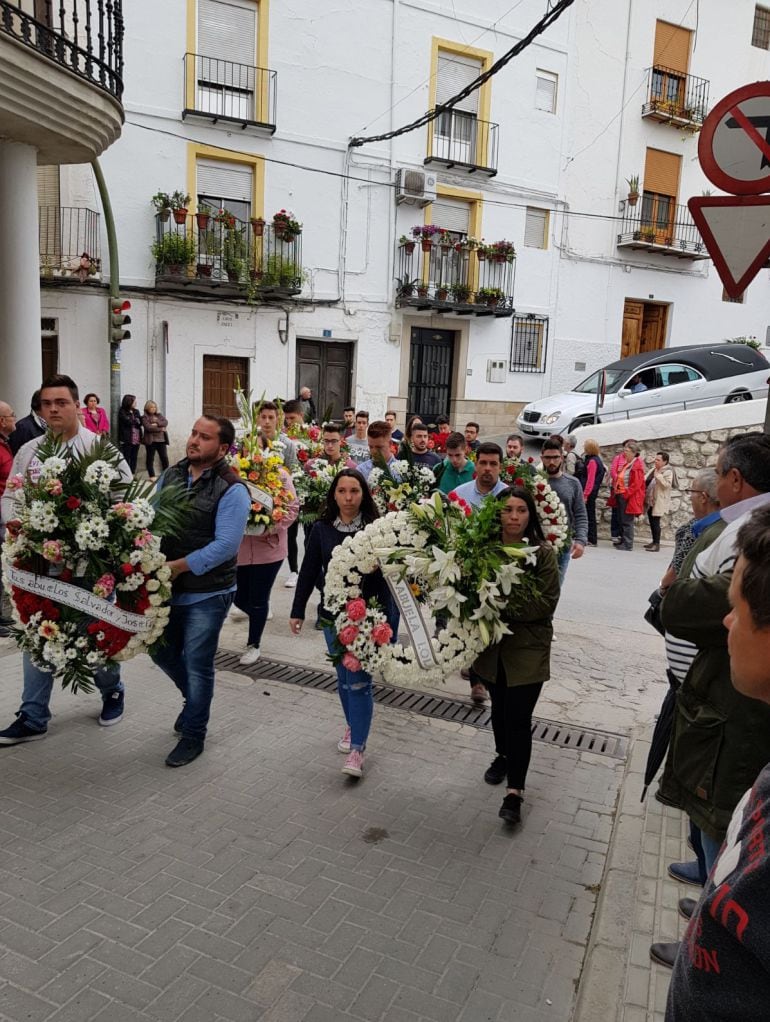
471, 486, 561, 826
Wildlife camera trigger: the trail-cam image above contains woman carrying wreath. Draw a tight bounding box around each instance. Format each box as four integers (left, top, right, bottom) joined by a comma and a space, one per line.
472, 485, 561, 826
289, 469, 397, 779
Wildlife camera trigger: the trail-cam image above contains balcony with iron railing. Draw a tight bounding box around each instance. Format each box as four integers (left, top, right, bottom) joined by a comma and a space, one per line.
0, 0, 124, 162
39, 206, 101, 281
424, 108, 499, 176
641, 65, 709, 129
183, 53, 276, 134
616, 197, 710, 260
395, 237, 514, 316
153, 211, 303, 299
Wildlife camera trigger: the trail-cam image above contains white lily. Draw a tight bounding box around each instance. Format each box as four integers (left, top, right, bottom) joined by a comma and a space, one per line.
430, 586, 467, 617
425, 545, 462, 585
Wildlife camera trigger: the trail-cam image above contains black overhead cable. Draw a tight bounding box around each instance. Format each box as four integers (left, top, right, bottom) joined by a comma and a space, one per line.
348, 0, 577, 149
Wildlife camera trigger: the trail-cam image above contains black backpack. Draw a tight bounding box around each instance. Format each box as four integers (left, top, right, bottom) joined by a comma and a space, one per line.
573, 453, 587, 487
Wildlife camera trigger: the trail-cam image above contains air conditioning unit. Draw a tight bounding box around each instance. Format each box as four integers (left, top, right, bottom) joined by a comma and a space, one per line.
395, 168, 437, 208
486, 359, 507, 384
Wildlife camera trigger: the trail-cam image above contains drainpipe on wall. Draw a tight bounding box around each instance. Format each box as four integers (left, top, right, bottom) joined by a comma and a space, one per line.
90, 158, 121, 440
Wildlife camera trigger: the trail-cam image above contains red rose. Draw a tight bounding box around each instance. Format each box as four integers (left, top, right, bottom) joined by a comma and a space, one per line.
120, 563, 133, 576
66, 496, 81, 510
513, 477, 525, 486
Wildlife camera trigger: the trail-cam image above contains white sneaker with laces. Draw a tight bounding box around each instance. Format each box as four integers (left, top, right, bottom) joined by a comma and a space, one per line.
342, 749, 364, 777
337, 726, 351, 753
284, 572, 298, 589
239, 646, 261, 666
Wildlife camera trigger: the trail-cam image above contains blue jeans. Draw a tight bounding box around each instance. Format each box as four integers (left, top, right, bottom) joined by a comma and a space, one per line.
557, 547, 571, 586
150, 593, 233, 740
323, 627, 374, 751
693, 823, 723, 878
19, 653, 122, 732
235, 561, 282, 648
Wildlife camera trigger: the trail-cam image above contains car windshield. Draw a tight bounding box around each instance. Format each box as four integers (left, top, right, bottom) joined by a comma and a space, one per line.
573, 369, 628, 395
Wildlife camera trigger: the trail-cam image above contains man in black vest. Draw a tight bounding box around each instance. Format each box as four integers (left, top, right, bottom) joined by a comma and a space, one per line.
152, 415, 251, 767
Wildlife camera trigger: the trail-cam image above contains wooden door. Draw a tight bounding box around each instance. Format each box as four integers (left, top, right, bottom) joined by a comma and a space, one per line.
621, 300, 644, 357
202, 355, 249, 418
640, 305, 667, 353
295, 340, 352, 420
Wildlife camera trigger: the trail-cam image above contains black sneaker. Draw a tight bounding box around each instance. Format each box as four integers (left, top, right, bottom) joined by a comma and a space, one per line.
499, 793, 523, 825
484, 755, 508, 785
0, 716, 47, 745
165, 737, 204, 768
99, 690, 124, 727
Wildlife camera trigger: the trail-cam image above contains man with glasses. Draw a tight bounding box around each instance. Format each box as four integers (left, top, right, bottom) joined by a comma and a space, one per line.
540, 438, 587, 585
307, 423, 355, 472
0, 401, 16, 637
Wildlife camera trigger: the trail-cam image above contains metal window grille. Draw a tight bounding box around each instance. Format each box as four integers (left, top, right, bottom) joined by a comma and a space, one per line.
753, 6, 770, 48
510, 314, 548, 373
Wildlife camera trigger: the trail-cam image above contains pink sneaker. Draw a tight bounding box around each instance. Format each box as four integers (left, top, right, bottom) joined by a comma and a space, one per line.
342, 749, 364, 778
337, 726, 351, 754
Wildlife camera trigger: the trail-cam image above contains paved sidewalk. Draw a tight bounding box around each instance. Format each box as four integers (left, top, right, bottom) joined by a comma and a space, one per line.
0, 642, 623, 1022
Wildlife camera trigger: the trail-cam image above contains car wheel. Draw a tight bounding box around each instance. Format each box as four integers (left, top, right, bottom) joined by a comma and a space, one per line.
567, 416, 598, 432
725, 392, 752, 404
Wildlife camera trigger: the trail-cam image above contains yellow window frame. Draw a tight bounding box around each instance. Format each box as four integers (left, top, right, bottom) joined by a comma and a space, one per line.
187, 143, 265, 219
422, 184, 483, 290
428, 38, 493, 169
185, 0, 271, 124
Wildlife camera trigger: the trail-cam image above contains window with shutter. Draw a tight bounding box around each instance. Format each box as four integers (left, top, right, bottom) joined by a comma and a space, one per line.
197, 0, 257, 119
524, 208, 548, 249
651, 21, 690, 114
38, 166, 61, 266
197, 159, 253, 222
753, 6, 770, 48
431, 198, 471, 236
535, 71, 557, 113
434, 53, 482, 165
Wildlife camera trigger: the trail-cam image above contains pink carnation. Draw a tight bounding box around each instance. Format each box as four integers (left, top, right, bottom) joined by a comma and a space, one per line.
44, 478, 63, 496
338, 625, 360, 646
134, 530, 153, 548
93, 573, 116, 598
7, 474, 24, 491
346, 598, 367, 622
41, 539, 64, 563
341, 652, 362, 672
371, 622, 393, 646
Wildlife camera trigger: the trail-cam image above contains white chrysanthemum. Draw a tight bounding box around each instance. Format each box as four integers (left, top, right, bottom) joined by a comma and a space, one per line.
74, 516, 110, 551
84, 461, 119, 492
38, 456, 68, 480
26, 500, 59, 532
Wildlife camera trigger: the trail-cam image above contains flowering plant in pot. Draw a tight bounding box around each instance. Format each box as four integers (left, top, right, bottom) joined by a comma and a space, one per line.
169, 190, 191, 224
195, 203, 212, 230
453, 237, 478, 254
272, 209, 302, 240
490, 239, 515, 263
450, 281, 472, 303
411, 224, 439, 251
398, 234, 416, 254
214, 207, 237, 229
476, 286, 504, 307
151, 191, 172, 222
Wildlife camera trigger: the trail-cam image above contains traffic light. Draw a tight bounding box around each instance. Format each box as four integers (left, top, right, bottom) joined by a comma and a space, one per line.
110, 298, 131, 343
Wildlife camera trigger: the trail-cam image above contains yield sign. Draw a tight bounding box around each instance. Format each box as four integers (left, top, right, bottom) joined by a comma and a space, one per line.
688, 196, 770, 298
699, 82, 770, 194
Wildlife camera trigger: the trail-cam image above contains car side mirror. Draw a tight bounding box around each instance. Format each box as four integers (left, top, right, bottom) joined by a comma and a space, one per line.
618, 388, 631, 398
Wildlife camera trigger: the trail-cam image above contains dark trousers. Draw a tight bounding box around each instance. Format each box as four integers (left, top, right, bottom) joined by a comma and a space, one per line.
610, 502, 620, 539
121, 442, 139, 473
647, 510, 661, 545
287, 520, 299, 573
145, 442, 169, 478
585, 493, 598, 545
488, 666, 544, 790
235, 561, 283, 647
615, 494, 635, 550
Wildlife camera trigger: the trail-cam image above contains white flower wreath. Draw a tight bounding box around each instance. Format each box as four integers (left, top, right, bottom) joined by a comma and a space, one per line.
324, 494, 539, 687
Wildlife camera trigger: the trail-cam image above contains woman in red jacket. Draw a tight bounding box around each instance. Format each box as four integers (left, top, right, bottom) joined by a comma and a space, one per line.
611, 442, 645, 551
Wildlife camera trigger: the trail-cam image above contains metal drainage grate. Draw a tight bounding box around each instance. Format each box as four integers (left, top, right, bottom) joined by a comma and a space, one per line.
215, 650, 629, 761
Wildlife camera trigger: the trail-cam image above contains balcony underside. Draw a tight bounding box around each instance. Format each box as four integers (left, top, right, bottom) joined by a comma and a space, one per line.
616, 236, 710, 260
155, 271, 301, 301
423, 155, 497, 177
397, 295, 513, 318
182, 107, 276, 136
0, 34, 123, 163
641, 105, 701, 130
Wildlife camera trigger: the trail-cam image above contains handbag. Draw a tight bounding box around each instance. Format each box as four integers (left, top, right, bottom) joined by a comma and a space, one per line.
644, 587, 665, 636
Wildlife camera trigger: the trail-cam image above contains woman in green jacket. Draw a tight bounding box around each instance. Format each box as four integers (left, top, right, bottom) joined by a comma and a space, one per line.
472, 485, 561, 825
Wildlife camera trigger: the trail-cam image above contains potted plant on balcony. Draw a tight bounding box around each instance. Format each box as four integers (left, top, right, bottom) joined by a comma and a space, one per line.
151, 233, 195, 275
416, 282, 429, 298
195, 203, 212, 230
453, 237, 478, 255
223, 226, 247, 283
477, 286, 504, 307
411, 224, 438, 252
626, 176, 640, 207
450, 281, 472, 303
436, 228, 452, 253
214, 207, 237, 229
250, 216, 266, 237
490, 239, 516, 263
170, 190, 191, 225
396, 274, 417, 299
273, 209, 302, 241
435, 282, 449, 301
398, 234, 416, 255
476, 242, 492, 261
640, 226, 656, 242
152, 191, 172, 222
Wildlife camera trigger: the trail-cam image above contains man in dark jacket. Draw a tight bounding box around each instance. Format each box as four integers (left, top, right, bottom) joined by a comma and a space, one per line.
651, 433, 770, 969
8, 390, 45, 454
666, 505, 770, 1019
152, 415, 250, 767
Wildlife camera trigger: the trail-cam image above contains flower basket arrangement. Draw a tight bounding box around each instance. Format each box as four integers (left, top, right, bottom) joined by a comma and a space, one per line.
499, 460, 571, 555
272, 209, 302, 240
291, 459, 339, 526
366, 454, 437, 515
231, 390, 294, 534
1, 437, 187, 692
284, 422, 323, 465
323, 491, 542, 686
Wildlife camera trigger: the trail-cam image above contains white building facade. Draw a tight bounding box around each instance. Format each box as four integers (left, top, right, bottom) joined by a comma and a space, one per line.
22, 0, 770, 445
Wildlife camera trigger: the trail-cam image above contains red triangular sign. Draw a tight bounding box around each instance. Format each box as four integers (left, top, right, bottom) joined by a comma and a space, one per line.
688, 196, 770, 298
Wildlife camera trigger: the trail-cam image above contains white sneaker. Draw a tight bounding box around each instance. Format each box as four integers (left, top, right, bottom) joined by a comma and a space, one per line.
284, 572, 298, 589
239, 646, 261, 666
230, 606, 248, 621
337, 726, 352, 753
267, 605, 274, 620
342, 749, 364, 778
